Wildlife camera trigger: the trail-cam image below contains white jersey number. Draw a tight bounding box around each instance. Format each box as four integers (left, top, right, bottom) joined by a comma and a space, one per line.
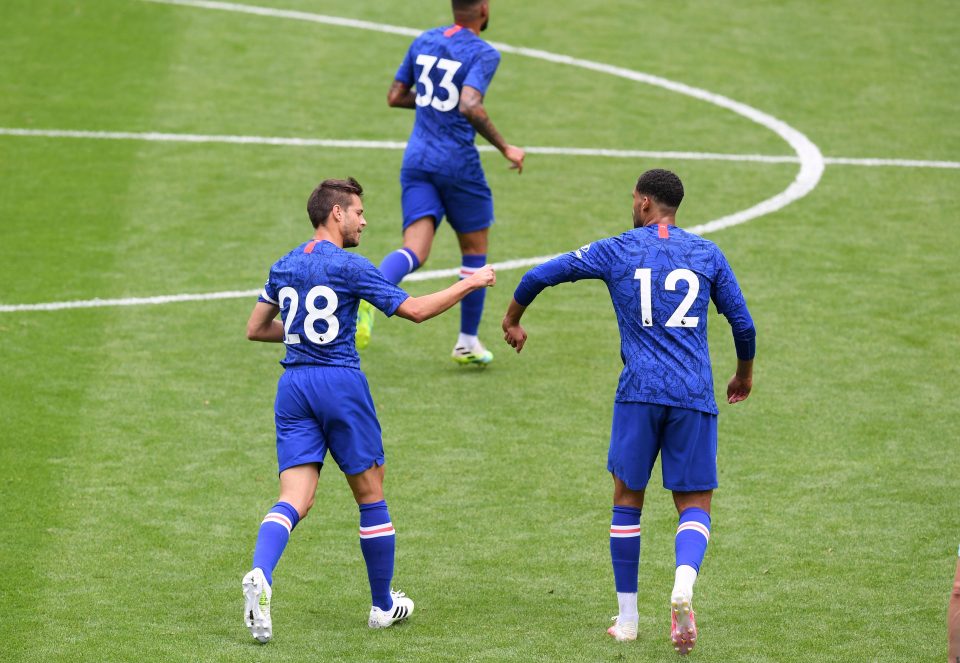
278, 285, 340, 345
634, 268, 700, 328
415, 54, 463, 112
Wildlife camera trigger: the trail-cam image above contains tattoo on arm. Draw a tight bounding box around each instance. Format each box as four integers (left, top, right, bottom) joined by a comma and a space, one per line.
460, 87, 508, 152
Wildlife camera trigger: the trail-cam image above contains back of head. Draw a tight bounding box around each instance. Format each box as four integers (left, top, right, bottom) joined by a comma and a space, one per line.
452, 0, 485, 19
635, 169, 684, 209
307, 177, 363, 228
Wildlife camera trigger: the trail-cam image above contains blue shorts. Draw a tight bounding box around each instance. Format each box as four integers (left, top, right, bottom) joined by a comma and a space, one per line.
274, 366, 384, 475
400, 167, 494, 233
608, 402, 718, 492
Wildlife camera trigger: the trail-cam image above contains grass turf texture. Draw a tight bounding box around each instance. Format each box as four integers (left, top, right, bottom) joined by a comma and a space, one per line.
1, 0, 958, 660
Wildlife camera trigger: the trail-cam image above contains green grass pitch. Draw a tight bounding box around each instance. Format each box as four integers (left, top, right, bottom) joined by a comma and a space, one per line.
1, 1, 958, 661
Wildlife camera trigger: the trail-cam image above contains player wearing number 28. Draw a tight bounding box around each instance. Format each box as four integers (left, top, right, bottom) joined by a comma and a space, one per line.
242, 178, 496, 643
502, 170, 756, 655
355, 0, 524, 365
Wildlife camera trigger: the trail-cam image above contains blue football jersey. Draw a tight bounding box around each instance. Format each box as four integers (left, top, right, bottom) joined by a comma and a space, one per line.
514, 225, 755, 415
258, 240, 410, 369
395, 25, 501, 177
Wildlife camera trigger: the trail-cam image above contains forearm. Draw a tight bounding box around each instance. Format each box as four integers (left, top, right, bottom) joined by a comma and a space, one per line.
387, 81, 416, 109
397, 279, 478, 323
735, 358, 753, 379
248, 320, 284, 342
462, 104, 509, 153
247, 302, 284, 342
503, 298, 527, 326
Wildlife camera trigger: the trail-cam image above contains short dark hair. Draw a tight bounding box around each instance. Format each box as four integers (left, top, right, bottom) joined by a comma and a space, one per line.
635, 169, 684, 209
452, 0, 484, 10
307, 177, 363, 228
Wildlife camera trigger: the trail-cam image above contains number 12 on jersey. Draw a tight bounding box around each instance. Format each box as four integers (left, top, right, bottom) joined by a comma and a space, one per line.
634, 268, 700, 328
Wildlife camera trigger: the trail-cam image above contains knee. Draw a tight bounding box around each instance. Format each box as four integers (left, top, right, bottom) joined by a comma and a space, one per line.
299, 494, 316, 518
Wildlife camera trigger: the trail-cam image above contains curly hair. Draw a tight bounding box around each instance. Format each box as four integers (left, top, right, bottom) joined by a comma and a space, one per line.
307, 177, 363, 228
635, 169, 684, 209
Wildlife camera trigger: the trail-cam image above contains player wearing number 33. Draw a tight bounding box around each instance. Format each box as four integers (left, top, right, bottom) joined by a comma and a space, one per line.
242, 178, 495, 643
502, 170, 756, 655
355, 0, 524, 365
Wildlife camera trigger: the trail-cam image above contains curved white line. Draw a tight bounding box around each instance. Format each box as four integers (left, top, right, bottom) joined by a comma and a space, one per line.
1, 1, 827, 313
142, 0, 825, 235
3, 127, 955, 169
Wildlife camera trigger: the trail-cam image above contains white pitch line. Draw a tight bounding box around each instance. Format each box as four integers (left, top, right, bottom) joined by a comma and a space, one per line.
0, 256, 560, 313
0, 127, 800, 164
3, 0, 824, 314
4, 128, 956, 169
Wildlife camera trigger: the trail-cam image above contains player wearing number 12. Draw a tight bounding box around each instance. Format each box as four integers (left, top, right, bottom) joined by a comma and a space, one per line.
502, 170, 756, 656
355, 0, 525, 365
242, 178, 496, 643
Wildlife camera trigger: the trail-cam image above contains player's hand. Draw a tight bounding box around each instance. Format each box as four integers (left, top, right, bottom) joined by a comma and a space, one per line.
467, 265, 496, 288
502, 319, 527, 353
727, 374, 752, 404
503, 145, 525, 174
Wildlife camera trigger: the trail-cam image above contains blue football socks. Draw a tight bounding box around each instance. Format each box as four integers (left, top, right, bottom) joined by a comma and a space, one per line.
358, 500, 396, 611
459, 254, 487, 336
252, 501, 300, 586
675, 507, 711, 574
610, 505, 642, 593
379, 248, 420, 285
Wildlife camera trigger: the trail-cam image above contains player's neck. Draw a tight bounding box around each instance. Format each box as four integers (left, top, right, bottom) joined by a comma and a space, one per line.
455, 22, 482, 35
643, 215, 676, 228
311, 228, 342, 248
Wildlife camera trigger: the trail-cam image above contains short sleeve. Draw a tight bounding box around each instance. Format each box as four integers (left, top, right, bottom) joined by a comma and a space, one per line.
258, 268, 279, 305
462, 46, 501, 95
395, 42, 416, 85
349, 256, 410, 317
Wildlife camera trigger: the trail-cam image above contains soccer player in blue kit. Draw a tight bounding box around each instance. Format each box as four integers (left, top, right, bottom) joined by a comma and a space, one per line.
355, 0, 525, 365
501, 170, 756, 655
242, 177, 495, 643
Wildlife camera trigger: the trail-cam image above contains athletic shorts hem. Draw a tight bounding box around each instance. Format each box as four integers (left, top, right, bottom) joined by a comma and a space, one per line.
663, 482, 719, 492
278, 457, 325, 475
608, 465, 651, 492
338, 455, 386, 477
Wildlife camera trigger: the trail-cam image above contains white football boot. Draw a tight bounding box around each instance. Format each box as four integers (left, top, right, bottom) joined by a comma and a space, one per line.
367, 589, 415, 629
607, 616, 639, 641
242, 568, 272, 643
670, 590, 697, 655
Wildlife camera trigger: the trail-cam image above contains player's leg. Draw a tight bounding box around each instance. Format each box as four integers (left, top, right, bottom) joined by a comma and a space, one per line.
383, 168, 444, 282
358, 168, 442, 349
661, 407, 718, 655
606, 402, 663, 642
344, 464, 414, 628
443, 172, 495, 365
451, 227, 493, 364
949, 546, 960, 663
243, 370, 329, 643
323, 368, 413, 628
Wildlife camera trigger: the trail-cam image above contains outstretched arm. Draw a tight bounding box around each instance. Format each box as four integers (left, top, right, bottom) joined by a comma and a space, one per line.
394, 265, 496, 323
387, 80, 416, 109
247, 302, 283, 342
459, 85, 525, 173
